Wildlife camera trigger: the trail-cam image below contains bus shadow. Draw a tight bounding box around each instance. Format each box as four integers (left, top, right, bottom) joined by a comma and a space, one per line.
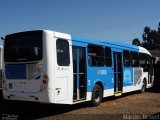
0, 92, 139, 119
147, 87, 160, 93
0, 89, 159, 119
0, 99, 90, 120
102, 90, 140, 102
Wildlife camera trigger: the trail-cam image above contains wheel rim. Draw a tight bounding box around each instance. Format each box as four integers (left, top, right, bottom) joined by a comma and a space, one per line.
94, 89, 101, 102
142, 83, 145, 92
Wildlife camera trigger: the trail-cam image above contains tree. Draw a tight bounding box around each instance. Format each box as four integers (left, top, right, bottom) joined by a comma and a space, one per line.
132, 38, 141, 46
132, 22, 160, 50
157, 22, 160, 49
142, 25, 160, 50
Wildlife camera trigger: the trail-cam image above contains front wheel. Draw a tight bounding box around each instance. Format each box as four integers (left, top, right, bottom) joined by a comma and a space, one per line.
91, 84, 102, 106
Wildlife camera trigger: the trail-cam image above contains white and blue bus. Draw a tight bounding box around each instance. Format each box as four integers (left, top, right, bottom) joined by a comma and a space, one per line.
2, 30, 154, 106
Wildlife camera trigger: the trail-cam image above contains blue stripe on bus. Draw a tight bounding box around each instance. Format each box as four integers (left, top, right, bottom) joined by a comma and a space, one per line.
5, 64, 26, 79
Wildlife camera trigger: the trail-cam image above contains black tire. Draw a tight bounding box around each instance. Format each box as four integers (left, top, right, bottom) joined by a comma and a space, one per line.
141, 80, 146, 93
91, 84, 102, 106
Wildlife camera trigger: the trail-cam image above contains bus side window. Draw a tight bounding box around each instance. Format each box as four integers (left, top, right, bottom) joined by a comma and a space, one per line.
135, 53, 140, 67
130, 52, 139, 67
139, 53, 148, 72
56, 39, 70, 66
88, 45, 104, 67
88, 56, 92, 66
123, 50, 130, 67
105, 47, 112, 67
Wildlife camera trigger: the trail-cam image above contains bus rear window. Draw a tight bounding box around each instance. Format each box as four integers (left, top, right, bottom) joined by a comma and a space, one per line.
4, 31, 43, 62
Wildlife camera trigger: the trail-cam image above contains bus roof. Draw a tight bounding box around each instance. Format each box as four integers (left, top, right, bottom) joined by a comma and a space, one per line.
138, 46, 151, 56
71, 35, 139, 51
3, 30, 147, 53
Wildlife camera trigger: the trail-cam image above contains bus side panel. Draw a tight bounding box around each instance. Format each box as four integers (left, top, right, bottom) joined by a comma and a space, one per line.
43, 31, 56, 103
123, 67, 143, 93
133, 67, 142, 86
54, 35, 73, 104
86, 66, 114, 99
123, 67, 133, 87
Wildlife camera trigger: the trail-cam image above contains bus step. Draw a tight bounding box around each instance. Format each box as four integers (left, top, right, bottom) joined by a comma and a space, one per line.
114, 92, 122, 97
73, 98, 86, 102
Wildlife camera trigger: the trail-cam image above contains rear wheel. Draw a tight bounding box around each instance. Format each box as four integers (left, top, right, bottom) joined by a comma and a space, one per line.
141, 80, 146, 93
91, 84, 102, 106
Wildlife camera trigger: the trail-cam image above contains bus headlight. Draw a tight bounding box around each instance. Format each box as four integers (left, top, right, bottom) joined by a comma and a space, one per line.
40, 73, 48, 92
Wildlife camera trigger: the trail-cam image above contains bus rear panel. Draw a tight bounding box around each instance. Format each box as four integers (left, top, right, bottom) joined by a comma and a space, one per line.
3, 31, 51, 102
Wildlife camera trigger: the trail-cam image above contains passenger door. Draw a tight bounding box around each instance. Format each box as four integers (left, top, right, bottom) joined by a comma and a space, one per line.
113, 52, 123, 95
72, 47, 86, 101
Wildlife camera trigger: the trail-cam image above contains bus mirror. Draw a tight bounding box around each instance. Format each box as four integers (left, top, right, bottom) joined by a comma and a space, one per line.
1, 36, 5, 40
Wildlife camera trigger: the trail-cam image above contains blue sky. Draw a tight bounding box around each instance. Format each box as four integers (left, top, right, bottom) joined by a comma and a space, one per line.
0, 0, 160, 45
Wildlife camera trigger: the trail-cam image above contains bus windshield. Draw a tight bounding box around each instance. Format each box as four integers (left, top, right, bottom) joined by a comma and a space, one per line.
4, 31, 43, 62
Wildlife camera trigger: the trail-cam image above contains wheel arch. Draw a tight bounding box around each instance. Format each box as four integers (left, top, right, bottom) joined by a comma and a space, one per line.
143, 77, 147, 86
94, 81, 104, 97
90, 81, 104, 106
141, 77, 147, 93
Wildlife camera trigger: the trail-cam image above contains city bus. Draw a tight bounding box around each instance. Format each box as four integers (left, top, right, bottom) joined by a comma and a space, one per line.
2, 30, 154, 106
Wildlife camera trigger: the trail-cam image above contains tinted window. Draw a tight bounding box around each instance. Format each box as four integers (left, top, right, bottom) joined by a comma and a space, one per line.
105, 47, 112, 66
123, 50, 130, 67
130, 52, 139, 67
88, 45, 104, 66
56, 39, 70, 66
4, 31, 43, 62
139, 53, 147, 67
139, 53, 152, 72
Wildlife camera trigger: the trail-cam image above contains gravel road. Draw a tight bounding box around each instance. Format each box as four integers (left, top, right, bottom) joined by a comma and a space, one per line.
0, 89, 160, 120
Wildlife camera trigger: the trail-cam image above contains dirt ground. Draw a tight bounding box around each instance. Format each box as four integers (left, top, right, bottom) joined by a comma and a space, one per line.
0, 89, 160, 120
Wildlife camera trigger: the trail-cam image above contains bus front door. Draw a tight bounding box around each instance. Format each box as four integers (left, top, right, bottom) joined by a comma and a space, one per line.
113, 52, 123, 96
73, 47, 86, 101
